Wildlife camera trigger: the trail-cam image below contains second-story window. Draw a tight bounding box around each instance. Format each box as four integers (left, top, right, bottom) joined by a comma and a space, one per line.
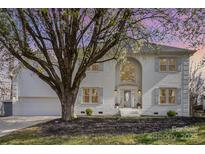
87, 63, 101, 71
159, 58, 177, 72
120, 60, 136, 82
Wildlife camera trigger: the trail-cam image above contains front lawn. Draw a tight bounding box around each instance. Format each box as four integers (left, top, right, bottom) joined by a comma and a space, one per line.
0, 117, 205, 145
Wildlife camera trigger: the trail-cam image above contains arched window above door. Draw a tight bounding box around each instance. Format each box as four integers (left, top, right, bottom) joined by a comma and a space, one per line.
120, 60, 137, 83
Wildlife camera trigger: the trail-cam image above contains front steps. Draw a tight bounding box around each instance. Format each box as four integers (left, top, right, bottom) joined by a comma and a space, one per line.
119, 108, 141, 117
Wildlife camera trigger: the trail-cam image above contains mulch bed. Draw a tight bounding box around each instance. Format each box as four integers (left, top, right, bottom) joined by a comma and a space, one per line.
39, 117, 205, 136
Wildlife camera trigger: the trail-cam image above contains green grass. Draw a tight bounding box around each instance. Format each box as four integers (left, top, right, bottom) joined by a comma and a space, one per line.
0, 123, 205, 145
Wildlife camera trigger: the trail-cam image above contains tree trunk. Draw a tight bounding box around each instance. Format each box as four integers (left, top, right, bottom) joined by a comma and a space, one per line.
60, 89, 78, 121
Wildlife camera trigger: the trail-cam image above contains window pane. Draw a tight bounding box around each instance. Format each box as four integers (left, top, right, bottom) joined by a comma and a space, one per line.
160, 65, 167, 71
160, 97, 166, 104
160, 89, 166, 104
169, 59, 176, 65
92, 88, 97, 95
83, 88, 90, 103
160, 59, 168, 65
92, 96, 98, 103
83, 88, 89, 95
168, 89, 176, 97
169, 65, 176, 71
168, 89, 176, 103
160, 59, 168, 71
120, 61, 136, 82
83, 96, 89, 103
160, 89, 166, 96
169, 97, 176, 103
91, 64, 99, 71
92, 88, 98, 103
169, 59, 176, 71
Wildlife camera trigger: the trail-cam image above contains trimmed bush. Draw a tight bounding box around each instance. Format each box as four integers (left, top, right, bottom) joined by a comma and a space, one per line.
85, 108, 93, 116
167, 110, 177, 117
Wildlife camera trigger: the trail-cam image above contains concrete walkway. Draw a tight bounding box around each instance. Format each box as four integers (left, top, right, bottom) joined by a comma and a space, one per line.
0, 116, 58, 137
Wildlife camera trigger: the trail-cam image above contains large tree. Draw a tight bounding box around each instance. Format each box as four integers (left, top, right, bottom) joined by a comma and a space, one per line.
0, 8, 200, 120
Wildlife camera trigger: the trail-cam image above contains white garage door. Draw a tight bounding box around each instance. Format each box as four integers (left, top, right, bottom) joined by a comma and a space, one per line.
13, 97, 61, 116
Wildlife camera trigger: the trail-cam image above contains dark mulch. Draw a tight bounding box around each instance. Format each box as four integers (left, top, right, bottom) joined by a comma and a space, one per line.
39, 117, 205, 136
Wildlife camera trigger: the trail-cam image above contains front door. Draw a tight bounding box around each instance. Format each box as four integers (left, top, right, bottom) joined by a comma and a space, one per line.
124, 90, 131, 107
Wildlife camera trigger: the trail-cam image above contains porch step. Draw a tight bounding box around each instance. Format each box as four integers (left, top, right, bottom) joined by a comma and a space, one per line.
119, 108, 141, 117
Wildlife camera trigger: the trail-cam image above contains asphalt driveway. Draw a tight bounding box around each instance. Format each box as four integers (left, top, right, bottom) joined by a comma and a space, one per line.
0, 116, 58, 137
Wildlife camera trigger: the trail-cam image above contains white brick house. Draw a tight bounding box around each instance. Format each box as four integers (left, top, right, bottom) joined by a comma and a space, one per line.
12, 44, 196, 117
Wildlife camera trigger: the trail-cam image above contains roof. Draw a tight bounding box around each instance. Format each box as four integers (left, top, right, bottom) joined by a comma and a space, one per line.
126, 43, 197, 55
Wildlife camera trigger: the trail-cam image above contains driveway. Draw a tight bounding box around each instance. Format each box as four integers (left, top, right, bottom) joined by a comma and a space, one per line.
0, 116, 58, 137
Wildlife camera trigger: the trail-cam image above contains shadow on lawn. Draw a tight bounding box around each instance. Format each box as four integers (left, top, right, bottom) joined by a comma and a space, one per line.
40, 117, 205, 136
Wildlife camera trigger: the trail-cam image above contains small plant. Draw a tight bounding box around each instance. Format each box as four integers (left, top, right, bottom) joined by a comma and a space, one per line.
85, 108, 93, 116
167, 110, 177, 117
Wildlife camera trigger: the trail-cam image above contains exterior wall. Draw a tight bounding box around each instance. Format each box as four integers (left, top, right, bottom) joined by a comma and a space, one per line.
137, 54, 190, 116
13, 53, 191, 117
12, 68, 60, 115
75, 60, 118, 115
13, 97, 61, 116
13, 61, 118, 116
14, 68, 57, 98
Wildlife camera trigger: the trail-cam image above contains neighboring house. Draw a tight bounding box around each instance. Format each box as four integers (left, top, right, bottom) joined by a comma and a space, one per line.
12, 44, 196, 117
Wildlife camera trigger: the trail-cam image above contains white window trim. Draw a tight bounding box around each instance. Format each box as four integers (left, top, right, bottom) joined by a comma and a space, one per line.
159, 57, 177, 73
159, 88, 177, 105
81, 87, 100, 104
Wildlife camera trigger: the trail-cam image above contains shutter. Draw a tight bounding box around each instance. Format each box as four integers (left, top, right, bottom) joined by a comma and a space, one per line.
78, 88, 83, 104
98, 87, 103, 104
98, 63, 104, 71
176, 88, 181, 105
155, 57, 160, 72
177, 58, 182, 72
152, 88, 159, 105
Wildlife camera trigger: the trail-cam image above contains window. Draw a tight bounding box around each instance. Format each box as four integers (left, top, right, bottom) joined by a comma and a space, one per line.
82, 87, 99, 103
160, 88, 176, 104
120, 60, 136, 82
159, 58, 177, 72
91, 88, 98, 103
83, 88, 90, 103
87, 63, 100, 71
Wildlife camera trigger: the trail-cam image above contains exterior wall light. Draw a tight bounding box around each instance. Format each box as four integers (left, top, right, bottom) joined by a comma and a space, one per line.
12, 96, 16, 102
114, 89, 118, 95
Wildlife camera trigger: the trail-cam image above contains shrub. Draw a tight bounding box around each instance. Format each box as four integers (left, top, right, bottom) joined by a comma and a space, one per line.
85, 108, 93, 116
167, 110, 177, 117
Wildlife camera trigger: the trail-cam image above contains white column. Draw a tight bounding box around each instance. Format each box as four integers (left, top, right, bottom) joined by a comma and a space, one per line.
131, 91, 135, 108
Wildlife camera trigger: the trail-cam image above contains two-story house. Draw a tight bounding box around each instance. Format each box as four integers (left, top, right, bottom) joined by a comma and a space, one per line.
12, 44, 196, 117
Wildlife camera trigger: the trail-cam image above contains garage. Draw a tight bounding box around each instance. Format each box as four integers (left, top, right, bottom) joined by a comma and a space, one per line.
13, 97, 61, 116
